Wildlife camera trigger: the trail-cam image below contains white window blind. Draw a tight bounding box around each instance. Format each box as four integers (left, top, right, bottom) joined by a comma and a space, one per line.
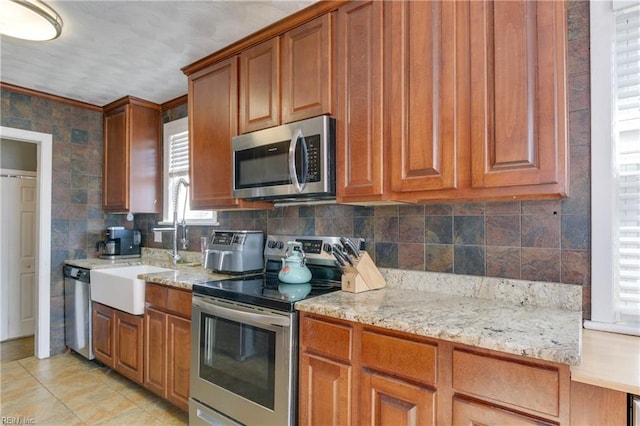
614, 4, 640, 325
588, 1, 640, 336
162, 117, 217, 224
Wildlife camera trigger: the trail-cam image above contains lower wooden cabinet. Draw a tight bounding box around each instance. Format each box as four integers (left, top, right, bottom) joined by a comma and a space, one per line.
92, 302, 144, 384
452, 397, 554, 426
299, 353, 352, 426
299, 313, 575, 425
144, 283, 192, 411
361, 371, 436, 426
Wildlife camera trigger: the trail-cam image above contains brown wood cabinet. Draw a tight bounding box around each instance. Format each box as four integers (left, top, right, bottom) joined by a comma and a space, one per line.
335, 1, 385, 202
569, 381, 627, 426
187, 57, 271, 210
299, 312, 573, 425
469, 0, 567, 193
102, 96, 161, 213
281, 14, 332, 124
334, 0, 568, 204
240, 38, 280, 134
92, 302, 145, 384
387, 0, 459, 196
143, 282, 192, 411
240, 14, 332, 134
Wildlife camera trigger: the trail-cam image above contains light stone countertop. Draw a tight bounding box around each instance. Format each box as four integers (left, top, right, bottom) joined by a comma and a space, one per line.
296, 268, 583, 366
67, 250, 582, 366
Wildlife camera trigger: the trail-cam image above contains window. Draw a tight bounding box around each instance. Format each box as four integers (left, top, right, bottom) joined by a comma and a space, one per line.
162, 117, 218, 225
588, 1, 640, 336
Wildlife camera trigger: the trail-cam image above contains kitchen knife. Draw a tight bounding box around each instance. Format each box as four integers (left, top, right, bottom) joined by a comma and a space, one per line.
333, 244, 354, 267
334, 260, 345, 274
332, 247, 345, 267
340, 237, 360, 259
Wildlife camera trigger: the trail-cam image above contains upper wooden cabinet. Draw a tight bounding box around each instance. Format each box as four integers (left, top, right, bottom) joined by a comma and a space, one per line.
387, 0, 459, 195
188, 57, 272, 210
281, 14, 332, 124
240, 38, 280, 133
335, 0, 568, 204
240, 14, 333, 134
335, 1, 385, 203
103, 96, 161, 213
469, 0, 567, 192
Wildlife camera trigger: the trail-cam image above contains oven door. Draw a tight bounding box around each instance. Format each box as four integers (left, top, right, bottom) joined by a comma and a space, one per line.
190, 295, 297, 426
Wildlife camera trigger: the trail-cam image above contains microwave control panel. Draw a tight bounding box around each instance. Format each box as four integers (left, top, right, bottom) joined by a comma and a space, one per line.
303, 135, 321, 182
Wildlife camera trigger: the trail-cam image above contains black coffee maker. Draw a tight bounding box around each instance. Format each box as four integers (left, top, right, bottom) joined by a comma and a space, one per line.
97, 226, 142, 259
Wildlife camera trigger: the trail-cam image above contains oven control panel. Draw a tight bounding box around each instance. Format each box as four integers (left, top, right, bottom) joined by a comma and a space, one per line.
264, 235, 364, 266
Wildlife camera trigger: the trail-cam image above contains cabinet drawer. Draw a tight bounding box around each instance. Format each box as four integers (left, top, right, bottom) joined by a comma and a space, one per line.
145, 282, 166, 308
301, 316, 353, 362
361, 330, 437, 386
452, 349, 560, 417
167, 287, 192, 318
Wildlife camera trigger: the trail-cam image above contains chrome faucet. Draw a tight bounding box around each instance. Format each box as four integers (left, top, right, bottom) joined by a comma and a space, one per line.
153, 178, 190, 264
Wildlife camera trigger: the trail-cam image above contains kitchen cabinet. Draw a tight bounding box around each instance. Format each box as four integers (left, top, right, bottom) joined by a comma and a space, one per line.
92, 302, 145, 384
240, 14, 332, 134
299, 315, 353, 425
102, 96, 161, 213
335, 1, 385, 202
299, 312, 571, 425
469, 0, 567, 193
387, 0, 459, 196
336, 0, 568, 204
187, 57, 270, 210
569, 381, 627, 426
240, 38, 280, 134
144, 282, 192, 411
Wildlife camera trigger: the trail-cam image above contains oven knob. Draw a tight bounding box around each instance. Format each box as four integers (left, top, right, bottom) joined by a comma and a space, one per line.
276, 241, 284, 250
267, 240, 276, 249
323, 243, 332, 253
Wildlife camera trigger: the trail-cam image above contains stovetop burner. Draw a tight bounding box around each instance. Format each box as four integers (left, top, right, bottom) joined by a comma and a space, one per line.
193, 234, 365, 312
192, 273, 341, 312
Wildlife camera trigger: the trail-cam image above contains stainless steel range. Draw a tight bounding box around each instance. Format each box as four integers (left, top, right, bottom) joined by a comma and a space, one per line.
189, 234, 363, 426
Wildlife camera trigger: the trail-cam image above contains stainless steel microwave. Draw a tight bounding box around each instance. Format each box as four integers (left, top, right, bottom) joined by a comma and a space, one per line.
232, 115, 336, 201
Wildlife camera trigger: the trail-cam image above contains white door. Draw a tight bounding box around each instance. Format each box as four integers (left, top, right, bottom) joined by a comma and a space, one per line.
1, 175, 37, 341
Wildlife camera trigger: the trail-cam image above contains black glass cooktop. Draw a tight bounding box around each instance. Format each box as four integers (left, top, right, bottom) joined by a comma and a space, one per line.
192, 273, 341, 312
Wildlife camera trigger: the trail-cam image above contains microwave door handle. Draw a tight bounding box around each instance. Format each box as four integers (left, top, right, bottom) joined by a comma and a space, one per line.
288, 129, 307, 192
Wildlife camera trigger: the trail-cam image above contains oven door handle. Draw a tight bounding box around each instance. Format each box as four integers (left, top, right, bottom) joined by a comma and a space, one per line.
193, 298, 291, 327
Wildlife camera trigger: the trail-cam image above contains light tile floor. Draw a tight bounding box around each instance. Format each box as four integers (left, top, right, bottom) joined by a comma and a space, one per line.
0, 351, 188, 425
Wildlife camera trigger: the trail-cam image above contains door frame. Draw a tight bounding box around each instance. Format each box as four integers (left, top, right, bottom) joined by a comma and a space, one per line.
0, 126, 52, 359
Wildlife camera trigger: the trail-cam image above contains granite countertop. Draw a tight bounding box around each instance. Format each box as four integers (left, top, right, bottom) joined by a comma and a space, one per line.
296, 268, 583, 366
64, 248, 235, 290
67, 249, 582, 367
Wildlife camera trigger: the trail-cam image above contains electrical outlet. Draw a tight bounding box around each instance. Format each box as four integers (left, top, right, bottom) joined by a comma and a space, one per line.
154, 231, 163, 243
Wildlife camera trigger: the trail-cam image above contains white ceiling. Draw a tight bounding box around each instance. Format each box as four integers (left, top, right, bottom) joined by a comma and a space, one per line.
0, 0, 315, 107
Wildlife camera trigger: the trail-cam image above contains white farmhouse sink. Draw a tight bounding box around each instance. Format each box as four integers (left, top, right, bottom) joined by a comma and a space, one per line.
90, 265, 174, 315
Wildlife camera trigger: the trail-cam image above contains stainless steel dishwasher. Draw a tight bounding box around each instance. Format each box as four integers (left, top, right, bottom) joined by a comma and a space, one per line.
63, 264, 94, 360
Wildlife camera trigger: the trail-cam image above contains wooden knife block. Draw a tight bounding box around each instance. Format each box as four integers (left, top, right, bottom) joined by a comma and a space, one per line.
341, 251, 386, 293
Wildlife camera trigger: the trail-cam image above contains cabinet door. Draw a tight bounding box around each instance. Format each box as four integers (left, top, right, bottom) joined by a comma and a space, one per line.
452, 397, 553, 426
167, 314, 191, 411
469, 1, 567, 191
114, 310, 144, 384
240, 38, 280, 133
128, 102, 161, 213
92, 303, 115, 367
144, 307, 166, 397
360, 371, 436, 426
188, 58, 241, 209
103, 106, 129, 212
282, 14, 332, 124
299, 353, 352, 426
388, 1, 458, 194
336, 1, 385, 202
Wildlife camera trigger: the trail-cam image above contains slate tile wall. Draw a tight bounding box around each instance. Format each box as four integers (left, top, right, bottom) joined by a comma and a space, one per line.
1, 88, 123, 354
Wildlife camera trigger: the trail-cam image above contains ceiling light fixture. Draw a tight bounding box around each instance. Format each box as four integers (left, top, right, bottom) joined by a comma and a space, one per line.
0, 0, 63, 41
